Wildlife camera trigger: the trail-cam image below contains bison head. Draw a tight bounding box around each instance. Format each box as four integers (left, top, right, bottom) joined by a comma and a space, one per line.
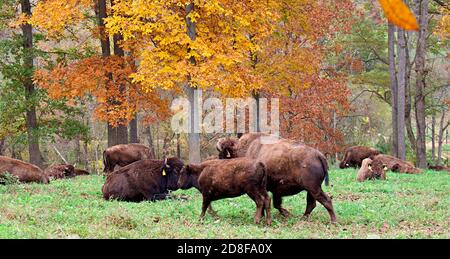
63, 165, 76, 178
162, 157, 184, 191
178, 164, 202, 190
216, 138, 238, 159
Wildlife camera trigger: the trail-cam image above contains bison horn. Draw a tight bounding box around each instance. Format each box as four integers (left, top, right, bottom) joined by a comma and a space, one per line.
226, 150, 231, 158
163, 158, 170, 168
368, 165, 372, 171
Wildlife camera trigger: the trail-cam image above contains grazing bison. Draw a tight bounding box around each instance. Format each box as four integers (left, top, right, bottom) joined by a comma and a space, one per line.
370, 154, 422, 175
428, 165, 450, 172
216, 133, 336, 223
0, 156, 49, 184
178, 158, 271, 225
44, 164, 76, 180
356, 158, 387, 182
102, 157, 183, 202
339, 146, 380, 169
103, 144, 154, 174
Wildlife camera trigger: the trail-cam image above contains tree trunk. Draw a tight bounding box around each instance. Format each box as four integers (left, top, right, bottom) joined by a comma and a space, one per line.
431, 115, 436, 163
414, 0, 429, 168
21, 0, 43, 168
405, 31, 416, 152
252, 90, 261, 133
185, 3, 201, 164
437, 111, 449, 165
388, 23, 399, 157
396, 28, 407, 160
145, 126, 156, 158
129, 117, 139, 143
176, 134, 181, 159
0, 138, 5, 156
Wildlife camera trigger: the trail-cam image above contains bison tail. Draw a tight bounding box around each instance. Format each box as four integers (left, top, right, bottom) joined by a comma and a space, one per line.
319, 155, 330, 186
255, 162, 267, 189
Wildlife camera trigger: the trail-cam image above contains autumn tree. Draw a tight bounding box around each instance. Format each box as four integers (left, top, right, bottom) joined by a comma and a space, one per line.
31, 0, 170, 147
105, 0, 279, 162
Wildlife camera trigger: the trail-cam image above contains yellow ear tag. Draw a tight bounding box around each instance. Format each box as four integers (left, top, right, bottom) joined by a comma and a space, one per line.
162, 169, 167, 176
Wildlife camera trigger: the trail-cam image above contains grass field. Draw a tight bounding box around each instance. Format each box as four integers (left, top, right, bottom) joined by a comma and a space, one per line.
0, 169, 448, 239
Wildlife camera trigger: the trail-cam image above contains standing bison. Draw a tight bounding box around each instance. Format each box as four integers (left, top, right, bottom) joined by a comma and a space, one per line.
0, 156, 49, 184
102, 157, 183, 202
216, 133, 336, 223
44, 164, 76, 180
339, 146, 381, 169
103, 144, 154, 174
178, 158, 272, 225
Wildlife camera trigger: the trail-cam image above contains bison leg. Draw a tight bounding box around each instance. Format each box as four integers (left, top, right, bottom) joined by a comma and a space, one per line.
207, 205, 219, 217
303, 192, 317, 219
310, 189, 336, 223
200, 197, 212, 221
247, 192, 264, 224
264, 195, 272, 226
273, 194, 290, 218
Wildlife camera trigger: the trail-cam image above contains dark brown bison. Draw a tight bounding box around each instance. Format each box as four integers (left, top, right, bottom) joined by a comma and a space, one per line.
356, 158, 387, 182
0, 156, 49, 184
102, 157, 183, 202
74, 168, 90, 176
370, 154, 422, 175
339, 146, 381, 169
178, 158, 271, 225
44, 164, 76, 180
428, 165, 450, 172
216, 133, 336, 223
103, 144, 154, 174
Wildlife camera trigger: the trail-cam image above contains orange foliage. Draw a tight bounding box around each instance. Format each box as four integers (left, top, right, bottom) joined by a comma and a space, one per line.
378, 0, 419, 31
34, 56, 170, 126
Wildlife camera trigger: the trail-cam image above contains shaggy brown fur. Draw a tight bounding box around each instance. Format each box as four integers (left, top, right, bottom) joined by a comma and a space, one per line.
102, 157, 184, 202
0, 156, 49, 184
370, 154, 422, 175
178, 158, 271, 225
356, 158, 387, 182
44, 164, 76, 180
216, 133, 336, 223
103, 144, 154, 174
339, 146, 381, 169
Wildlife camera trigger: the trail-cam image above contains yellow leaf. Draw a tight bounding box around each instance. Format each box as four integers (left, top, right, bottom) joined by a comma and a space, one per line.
378, 0, 419, 31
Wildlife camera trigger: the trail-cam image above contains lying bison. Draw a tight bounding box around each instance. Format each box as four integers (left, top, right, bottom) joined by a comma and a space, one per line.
0, 156, 49, 184
74, 168, 90, 176
370, 154, 422, 175
217, 133, 336, 223
102, 157, 183, 202
178, 158, 271, 225
428, 165, 450, 172
103, 144, 154, 174
339, 146, 380, 169
356, 158, 387, 182
44, 164, 76, 180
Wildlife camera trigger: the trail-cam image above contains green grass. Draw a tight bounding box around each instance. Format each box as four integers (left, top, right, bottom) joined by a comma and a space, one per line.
0, 169, 449, 239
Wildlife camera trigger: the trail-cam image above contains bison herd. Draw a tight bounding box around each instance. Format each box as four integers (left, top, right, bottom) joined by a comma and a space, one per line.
1, 133, 449, 225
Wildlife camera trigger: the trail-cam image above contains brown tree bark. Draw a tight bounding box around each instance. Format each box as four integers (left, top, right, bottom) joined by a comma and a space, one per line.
414, 0, 429, 168
431, 115, 436, 163
388, 23, 399, 157
437, 110, 449, 165
396, 28, 407, 160
129, 117, 139, 143
21, 0, 43, 168
0, 138, 5, 156
405, 31, 417, 152
145, 126, 156, 158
